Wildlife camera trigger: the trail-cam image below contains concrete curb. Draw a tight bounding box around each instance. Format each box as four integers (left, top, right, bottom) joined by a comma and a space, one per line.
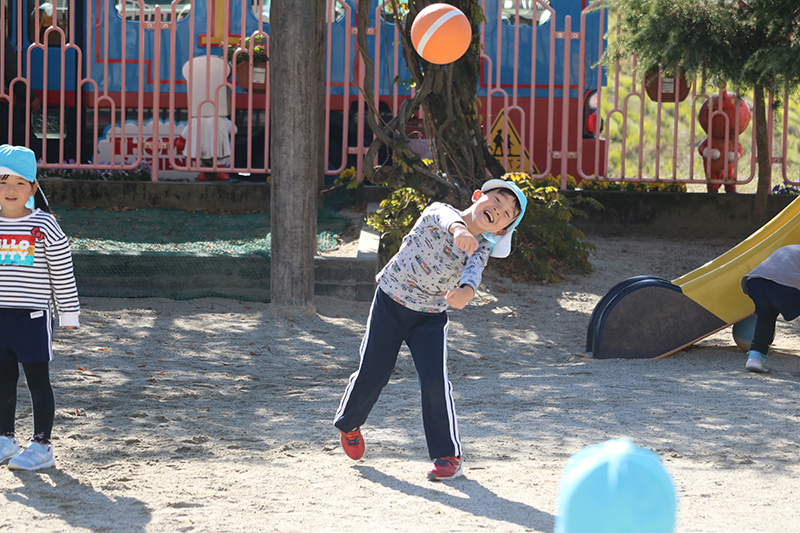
570, 191, 796, 241
43, 179, 796, 241
313, 202, 380, 302
42, 179, 271, 211
50, 179, 800, 301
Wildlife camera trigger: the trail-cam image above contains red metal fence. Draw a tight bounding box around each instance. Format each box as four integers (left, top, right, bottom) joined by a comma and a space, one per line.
0, 0, 796, 190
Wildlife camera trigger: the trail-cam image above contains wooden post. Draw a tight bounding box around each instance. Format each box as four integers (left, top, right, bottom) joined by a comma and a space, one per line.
270, 0, 325, 313
753, 84, 771, 228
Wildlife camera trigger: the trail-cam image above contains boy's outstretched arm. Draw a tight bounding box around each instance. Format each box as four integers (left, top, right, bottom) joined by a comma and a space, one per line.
445, 285, 475, 309
449, 222, 479, 257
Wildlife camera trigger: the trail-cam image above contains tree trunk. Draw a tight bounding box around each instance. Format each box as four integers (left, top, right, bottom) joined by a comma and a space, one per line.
407, 0, 503, 194
357, 0, 504, 205
270, 0, 325, 313
753, 83, 772, 227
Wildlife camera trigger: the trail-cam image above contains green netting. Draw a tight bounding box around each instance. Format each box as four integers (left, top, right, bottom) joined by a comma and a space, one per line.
53, 205, 350, 301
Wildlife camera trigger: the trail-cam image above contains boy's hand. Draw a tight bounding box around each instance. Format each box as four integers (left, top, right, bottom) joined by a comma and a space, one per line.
451, 224, 479, 257
445, 285, 475, 310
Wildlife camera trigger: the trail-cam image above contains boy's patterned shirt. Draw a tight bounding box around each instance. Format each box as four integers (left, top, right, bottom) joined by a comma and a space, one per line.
377, 202, 491, 313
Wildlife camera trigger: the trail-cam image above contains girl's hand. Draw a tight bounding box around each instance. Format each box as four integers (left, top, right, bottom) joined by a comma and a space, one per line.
445, 285, 475, 309
62, 326, 76, 330
451, 224, 478, 257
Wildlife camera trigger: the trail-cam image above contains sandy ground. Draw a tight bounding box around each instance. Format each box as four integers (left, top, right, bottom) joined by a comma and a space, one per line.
2, 233, 800, 533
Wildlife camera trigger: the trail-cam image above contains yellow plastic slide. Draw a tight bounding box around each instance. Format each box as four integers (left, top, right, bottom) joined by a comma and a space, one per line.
674, 195, 800, 325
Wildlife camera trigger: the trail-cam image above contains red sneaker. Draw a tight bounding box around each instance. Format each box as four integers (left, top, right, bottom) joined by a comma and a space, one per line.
196, 172, 210, 182
340, 428, 364, 460
215, 172, 231, 181
427, 456, 463, 481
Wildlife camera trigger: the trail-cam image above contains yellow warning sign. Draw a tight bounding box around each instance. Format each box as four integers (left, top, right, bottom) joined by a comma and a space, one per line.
488, 109, 537, 174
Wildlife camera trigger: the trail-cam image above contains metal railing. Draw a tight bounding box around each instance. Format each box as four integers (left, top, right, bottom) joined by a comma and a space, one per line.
0, 0, 795, 190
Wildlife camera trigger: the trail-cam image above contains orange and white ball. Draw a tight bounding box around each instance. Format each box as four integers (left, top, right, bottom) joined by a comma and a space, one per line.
410, 4, 471, 65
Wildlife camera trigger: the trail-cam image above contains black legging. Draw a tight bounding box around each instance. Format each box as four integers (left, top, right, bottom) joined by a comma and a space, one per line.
0, 361, 54, 442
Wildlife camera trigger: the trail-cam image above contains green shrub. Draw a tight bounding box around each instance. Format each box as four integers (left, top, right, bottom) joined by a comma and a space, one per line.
367, 175, 601, 284
225, 34, 269, 65
492, 173, 600, 283
366, 187, 430, 262
512, 172, 579, 190
580, 179, 687, 193
334, 166, 360, 189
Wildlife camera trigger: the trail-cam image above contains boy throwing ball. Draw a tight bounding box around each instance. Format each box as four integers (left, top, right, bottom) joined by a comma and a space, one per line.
334, 179, 527, 480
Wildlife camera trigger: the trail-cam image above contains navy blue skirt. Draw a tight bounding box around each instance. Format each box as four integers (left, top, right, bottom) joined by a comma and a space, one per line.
0, 307, 53, 363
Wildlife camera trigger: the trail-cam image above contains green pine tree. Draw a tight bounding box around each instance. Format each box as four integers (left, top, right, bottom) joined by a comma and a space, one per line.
604, 0, 800, 224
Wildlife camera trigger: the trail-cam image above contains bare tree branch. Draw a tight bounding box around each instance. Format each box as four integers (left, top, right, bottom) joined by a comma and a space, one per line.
355, 0, 504, 203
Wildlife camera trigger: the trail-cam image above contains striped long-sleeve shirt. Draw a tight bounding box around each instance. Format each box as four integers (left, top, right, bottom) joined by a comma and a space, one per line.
0, 209, 80, 326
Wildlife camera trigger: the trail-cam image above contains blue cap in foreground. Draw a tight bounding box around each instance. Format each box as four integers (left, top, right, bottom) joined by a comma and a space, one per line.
555, 439, 677, 533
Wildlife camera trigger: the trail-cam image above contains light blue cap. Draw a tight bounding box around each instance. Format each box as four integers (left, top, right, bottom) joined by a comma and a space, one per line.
0, 145, 40, 209
480, 178, 528, 258
555, 439, 677, 533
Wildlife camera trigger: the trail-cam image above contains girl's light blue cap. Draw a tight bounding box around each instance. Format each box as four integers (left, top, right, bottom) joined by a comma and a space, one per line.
0, 145, 37, 183
555, 439, 677, 533
0, 145, 40, 209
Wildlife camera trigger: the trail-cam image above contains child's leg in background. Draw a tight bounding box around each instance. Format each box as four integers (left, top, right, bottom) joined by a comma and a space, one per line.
746, 278, 800, 354
0, 362, 20, 436
747, 278, 779, 354
21, 362, 54, 443
407, 314, 462, 460
334, 289, 404, 433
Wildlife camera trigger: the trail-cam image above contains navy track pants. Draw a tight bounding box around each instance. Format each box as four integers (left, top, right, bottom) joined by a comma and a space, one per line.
334, 288, 462, 459
747, 277, 800, 354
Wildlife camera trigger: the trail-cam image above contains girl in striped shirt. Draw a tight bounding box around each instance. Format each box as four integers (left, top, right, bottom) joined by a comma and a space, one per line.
0, 145, 79, 471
